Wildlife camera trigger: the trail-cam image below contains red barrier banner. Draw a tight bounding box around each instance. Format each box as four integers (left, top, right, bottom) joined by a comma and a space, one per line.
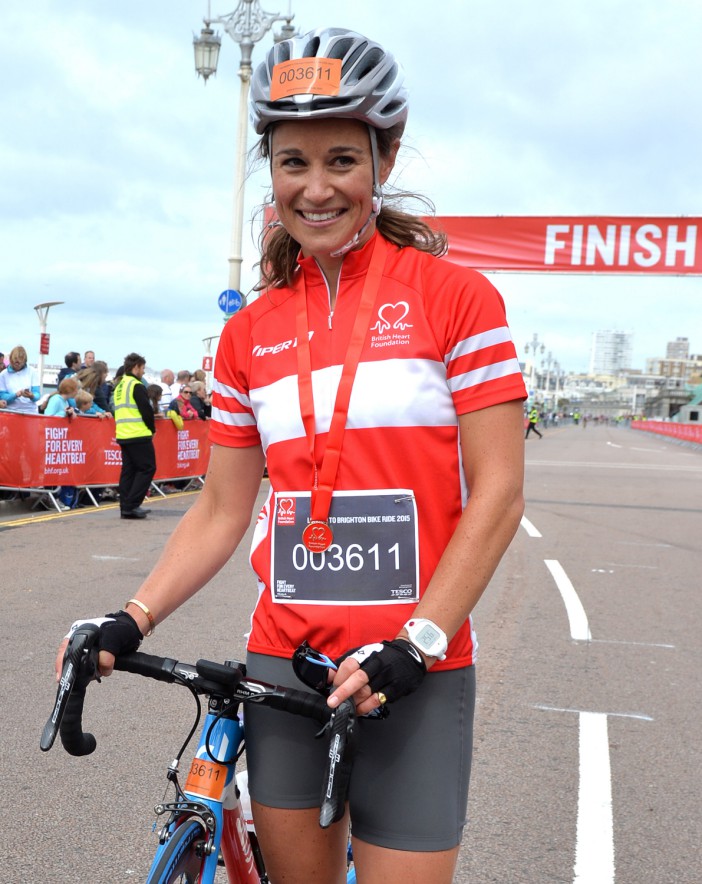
430, 216, 702, 275
631, 420, 702, 444
0, 413, 211, 488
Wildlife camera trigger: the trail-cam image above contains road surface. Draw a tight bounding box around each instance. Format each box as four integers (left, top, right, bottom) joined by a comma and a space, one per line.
1, 422, 699, 882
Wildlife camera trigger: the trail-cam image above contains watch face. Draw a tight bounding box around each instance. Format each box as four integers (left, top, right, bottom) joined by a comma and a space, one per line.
416, 624, 440, 647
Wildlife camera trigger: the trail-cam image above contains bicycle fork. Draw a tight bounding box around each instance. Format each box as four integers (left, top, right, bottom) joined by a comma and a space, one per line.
149, 704, 262, 883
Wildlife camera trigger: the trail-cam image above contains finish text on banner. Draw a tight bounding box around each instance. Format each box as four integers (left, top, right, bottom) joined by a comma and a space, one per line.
431, 216, 702, 274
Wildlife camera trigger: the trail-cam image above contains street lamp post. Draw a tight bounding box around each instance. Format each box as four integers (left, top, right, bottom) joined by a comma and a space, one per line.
542, 350, 553, 408
34, 301, 64, 395
193, 1, 295, 314
552, 360, 561, 412
524, 333, 546, 401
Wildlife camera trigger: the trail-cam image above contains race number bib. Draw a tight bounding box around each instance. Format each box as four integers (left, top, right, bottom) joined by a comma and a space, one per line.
271, 490, 419, 605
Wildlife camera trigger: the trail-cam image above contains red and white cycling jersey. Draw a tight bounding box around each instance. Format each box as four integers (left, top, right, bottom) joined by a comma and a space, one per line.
209, 233, 526, 669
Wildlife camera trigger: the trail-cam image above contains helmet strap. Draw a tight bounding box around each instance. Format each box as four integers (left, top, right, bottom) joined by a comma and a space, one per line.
330, 126, 383, 258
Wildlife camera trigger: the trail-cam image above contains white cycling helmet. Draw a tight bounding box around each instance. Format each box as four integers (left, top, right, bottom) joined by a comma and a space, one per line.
249, 27, 408, 135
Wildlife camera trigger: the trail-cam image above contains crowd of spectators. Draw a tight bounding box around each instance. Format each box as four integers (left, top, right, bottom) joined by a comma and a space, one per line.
0, 347, 213, 422
157, 368, 211, 420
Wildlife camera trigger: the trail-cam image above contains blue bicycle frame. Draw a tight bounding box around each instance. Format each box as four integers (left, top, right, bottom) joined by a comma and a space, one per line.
147, 704, 262, 883
146, 703, 357, 883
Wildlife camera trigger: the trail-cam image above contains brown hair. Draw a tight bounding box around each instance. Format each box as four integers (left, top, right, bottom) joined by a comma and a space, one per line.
146, 384, 163, 410
75, 362, 107, 395
254, 123, 448, 290
58, 377, 80, 397
123, 353, 146, 374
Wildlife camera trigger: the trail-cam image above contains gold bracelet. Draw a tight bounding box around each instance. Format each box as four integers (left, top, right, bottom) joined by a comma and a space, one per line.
125, 598, 155, 636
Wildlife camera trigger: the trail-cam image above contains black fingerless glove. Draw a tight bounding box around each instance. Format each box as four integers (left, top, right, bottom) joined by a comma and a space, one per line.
338, 639, 427, 704
99, 611, 143, 657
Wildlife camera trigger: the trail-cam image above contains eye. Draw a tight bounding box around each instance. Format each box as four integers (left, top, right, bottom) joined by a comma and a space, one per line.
280, 156, 305, 169
331, 154, 356, 168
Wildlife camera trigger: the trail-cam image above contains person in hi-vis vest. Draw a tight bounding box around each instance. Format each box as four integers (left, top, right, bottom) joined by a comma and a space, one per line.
525, 405, 543, 439
113, 352, 156, 519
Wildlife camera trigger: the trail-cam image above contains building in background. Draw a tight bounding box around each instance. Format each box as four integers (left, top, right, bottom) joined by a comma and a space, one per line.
646, 337, 702, 383
589, 330, 633, 375
666, 336, 689, 360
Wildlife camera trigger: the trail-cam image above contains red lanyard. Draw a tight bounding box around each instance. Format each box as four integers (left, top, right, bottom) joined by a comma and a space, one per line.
294, 237, 386, 551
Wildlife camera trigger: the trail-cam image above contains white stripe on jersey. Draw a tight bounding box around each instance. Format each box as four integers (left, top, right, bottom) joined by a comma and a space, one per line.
248, 357, 458, 449
210, 406, 257, 427
447, 357, 523, 394
212, 378, 252, 408
445, 326, 514, 366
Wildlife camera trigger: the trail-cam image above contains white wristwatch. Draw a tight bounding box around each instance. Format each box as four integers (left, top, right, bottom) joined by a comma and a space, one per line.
403, 618, 448, 661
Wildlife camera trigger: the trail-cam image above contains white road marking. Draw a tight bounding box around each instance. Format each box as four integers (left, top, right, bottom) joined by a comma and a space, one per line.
606, 441, 622, 448
92, 555, 140, 561
520, 515, 542, 537
545, 559, 591, 641
535, 705, 654, 884
588, 638, 675, 649
535, 705, 654, 722
573, 712, 615, 883
526, 460, 702, 473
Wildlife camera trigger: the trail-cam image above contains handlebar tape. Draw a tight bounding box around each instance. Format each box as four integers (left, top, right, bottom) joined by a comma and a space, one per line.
113, 651, 179, 683
59, 680, 97, 756
259, 687, 331, 723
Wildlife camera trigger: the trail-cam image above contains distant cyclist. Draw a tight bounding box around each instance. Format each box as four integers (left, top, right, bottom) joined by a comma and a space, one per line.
56, 26, 526, 884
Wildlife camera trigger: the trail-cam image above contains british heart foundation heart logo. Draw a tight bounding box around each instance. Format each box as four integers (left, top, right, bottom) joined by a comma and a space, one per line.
372, 302, 412, 334
277, 497, 296, 525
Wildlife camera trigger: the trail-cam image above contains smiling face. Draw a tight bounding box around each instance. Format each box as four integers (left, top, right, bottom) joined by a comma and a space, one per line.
271, 118, 397, 280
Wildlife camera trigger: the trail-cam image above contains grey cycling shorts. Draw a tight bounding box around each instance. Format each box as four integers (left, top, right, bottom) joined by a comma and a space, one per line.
244, 651, 476, 852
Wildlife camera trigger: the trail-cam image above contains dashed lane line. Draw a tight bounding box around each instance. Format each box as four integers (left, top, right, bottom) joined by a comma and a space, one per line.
544, 559, 592, 642
520, 515, 542, 537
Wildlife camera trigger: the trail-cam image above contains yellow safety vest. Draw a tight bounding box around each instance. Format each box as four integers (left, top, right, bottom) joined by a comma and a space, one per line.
114, 377, 152, 441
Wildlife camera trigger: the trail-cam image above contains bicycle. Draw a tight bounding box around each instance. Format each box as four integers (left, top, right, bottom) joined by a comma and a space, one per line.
41, 622, 358, 883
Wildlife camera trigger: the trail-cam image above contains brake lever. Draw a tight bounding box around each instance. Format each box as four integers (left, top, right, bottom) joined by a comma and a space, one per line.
40, 625, 100, 752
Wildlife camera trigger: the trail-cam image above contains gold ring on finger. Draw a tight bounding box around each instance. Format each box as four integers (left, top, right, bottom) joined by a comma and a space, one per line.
377, 691, 387, 706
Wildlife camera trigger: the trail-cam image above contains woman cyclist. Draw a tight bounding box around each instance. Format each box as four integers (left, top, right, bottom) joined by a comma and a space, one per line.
57, 27, 526, 884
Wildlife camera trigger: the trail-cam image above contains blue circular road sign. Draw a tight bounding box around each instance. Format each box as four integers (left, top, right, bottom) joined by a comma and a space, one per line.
218, 289, 243, 314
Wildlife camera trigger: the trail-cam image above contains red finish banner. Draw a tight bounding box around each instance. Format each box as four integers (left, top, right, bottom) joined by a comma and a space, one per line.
630, 420, 702, 444
0, 413, 211, 488
430, 216, 702, 274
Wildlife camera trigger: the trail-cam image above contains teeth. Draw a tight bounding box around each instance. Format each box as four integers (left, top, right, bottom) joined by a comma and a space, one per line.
301, 210, 341, 221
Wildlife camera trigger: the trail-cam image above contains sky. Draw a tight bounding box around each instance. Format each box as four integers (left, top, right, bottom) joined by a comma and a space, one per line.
1, 0, 700, 377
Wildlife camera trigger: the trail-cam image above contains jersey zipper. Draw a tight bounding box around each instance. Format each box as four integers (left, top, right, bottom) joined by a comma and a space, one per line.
313, 259, 342, 329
